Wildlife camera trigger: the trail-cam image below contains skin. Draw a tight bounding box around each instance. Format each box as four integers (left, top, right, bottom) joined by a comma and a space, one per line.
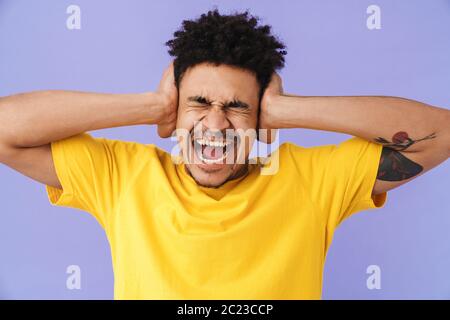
160, 63, 450, 192
259, 76, 450, 195
157, 62, 279, 188
175, 63, 260, 187
0, 62, 448, 196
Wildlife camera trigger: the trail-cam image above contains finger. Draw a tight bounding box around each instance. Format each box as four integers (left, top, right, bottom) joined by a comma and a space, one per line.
158, 62, 175, 91
268, 73, 283, 95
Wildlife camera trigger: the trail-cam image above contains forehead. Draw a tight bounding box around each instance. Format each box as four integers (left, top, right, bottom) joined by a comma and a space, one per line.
179, 63, 260, 103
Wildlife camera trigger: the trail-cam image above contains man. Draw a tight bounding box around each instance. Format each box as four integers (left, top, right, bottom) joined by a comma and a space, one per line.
0, 10, 448, 299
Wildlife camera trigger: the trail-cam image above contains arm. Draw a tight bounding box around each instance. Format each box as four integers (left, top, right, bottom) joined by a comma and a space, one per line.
0, 63, 177, 188
260, 73, 450, 196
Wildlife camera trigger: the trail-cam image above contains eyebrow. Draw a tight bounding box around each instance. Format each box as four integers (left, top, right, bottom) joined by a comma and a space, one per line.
187, 95, 250, 109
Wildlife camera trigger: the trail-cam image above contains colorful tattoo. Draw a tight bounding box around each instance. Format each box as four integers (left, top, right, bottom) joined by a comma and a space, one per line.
374, 131, 436, 151
377, 147, 423, 181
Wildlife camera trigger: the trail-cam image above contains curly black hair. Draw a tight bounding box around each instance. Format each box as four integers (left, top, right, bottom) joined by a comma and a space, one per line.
165, 9, 287, 100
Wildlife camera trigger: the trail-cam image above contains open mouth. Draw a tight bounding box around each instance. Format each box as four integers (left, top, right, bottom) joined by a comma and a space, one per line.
191, 135, 239, 166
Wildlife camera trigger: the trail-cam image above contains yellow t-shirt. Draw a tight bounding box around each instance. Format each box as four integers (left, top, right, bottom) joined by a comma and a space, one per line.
45, 133, 387, 299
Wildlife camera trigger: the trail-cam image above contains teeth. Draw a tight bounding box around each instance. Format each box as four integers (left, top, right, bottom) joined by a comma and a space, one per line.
192, 137, 236, 165
195, 139, 232, 147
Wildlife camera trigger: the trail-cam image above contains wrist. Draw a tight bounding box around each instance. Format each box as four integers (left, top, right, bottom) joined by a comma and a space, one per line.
141, 92, 170, 125
261, 94, 284, 129
266, 94, 302, 129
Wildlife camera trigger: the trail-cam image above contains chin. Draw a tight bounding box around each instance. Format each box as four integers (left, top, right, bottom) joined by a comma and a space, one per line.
179, 128, 250, 188
185, 163, 235, 188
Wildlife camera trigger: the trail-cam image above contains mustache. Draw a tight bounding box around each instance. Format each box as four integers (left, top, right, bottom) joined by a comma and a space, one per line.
189, 128, 240, 142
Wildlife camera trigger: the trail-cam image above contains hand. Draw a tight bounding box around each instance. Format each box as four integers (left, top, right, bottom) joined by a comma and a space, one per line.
156, 62, 178, 138
259, 72, 283, 143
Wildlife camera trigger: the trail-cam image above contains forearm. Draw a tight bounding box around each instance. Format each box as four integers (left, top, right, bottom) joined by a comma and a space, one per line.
268, 95, 450, 153
0, 90, 165, 147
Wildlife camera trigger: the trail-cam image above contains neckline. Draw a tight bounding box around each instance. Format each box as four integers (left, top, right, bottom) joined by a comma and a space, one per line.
175, 161, 258, 201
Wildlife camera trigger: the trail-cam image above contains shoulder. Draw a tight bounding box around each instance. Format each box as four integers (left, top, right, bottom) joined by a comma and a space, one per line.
275, 141, 336, 163
77, 134, 175, 168
277, 137, 376, 161
253, 142, 333, 177
108, 138, 173, 163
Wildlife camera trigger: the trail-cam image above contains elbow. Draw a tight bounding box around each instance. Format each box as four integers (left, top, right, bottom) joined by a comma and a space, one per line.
0, 98, 14, 149
0, 142, 16, 164
436, 108, 450, 158
442, 109, 450, 156
0, 97, 28, 148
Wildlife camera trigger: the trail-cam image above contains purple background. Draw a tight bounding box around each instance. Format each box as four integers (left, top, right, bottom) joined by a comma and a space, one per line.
0, 0, 449, 299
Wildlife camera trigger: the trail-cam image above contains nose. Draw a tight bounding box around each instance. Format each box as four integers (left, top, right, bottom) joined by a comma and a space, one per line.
202, 106, 230, 132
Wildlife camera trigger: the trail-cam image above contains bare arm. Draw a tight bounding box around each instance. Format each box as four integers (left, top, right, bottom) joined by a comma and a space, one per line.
0, 91, 165, 148
0, 64, 178, 188
260, 73, 450, 196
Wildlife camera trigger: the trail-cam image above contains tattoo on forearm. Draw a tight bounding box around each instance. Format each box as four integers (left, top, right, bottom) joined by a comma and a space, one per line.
374, 131, 436, 151
377, 147, 423, 181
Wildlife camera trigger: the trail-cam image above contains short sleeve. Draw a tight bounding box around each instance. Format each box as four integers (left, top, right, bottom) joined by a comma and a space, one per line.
45, 132, 145, 229
286, 136, 387, 230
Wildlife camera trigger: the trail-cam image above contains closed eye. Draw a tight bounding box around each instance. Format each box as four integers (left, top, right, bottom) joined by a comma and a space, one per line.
188, 95, 212, 105
186, 95, 251, 112
223, 99, 249, 110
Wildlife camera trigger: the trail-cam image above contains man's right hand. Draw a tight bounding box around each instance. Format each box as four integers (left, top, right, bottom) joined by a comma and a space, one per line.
156, 62, 178, 138
0, 62, 180, 190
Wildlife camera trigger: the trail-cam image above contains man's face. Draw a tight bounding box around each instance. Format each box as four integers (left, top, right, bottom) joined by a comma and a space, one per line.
176, 62, 260, 188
